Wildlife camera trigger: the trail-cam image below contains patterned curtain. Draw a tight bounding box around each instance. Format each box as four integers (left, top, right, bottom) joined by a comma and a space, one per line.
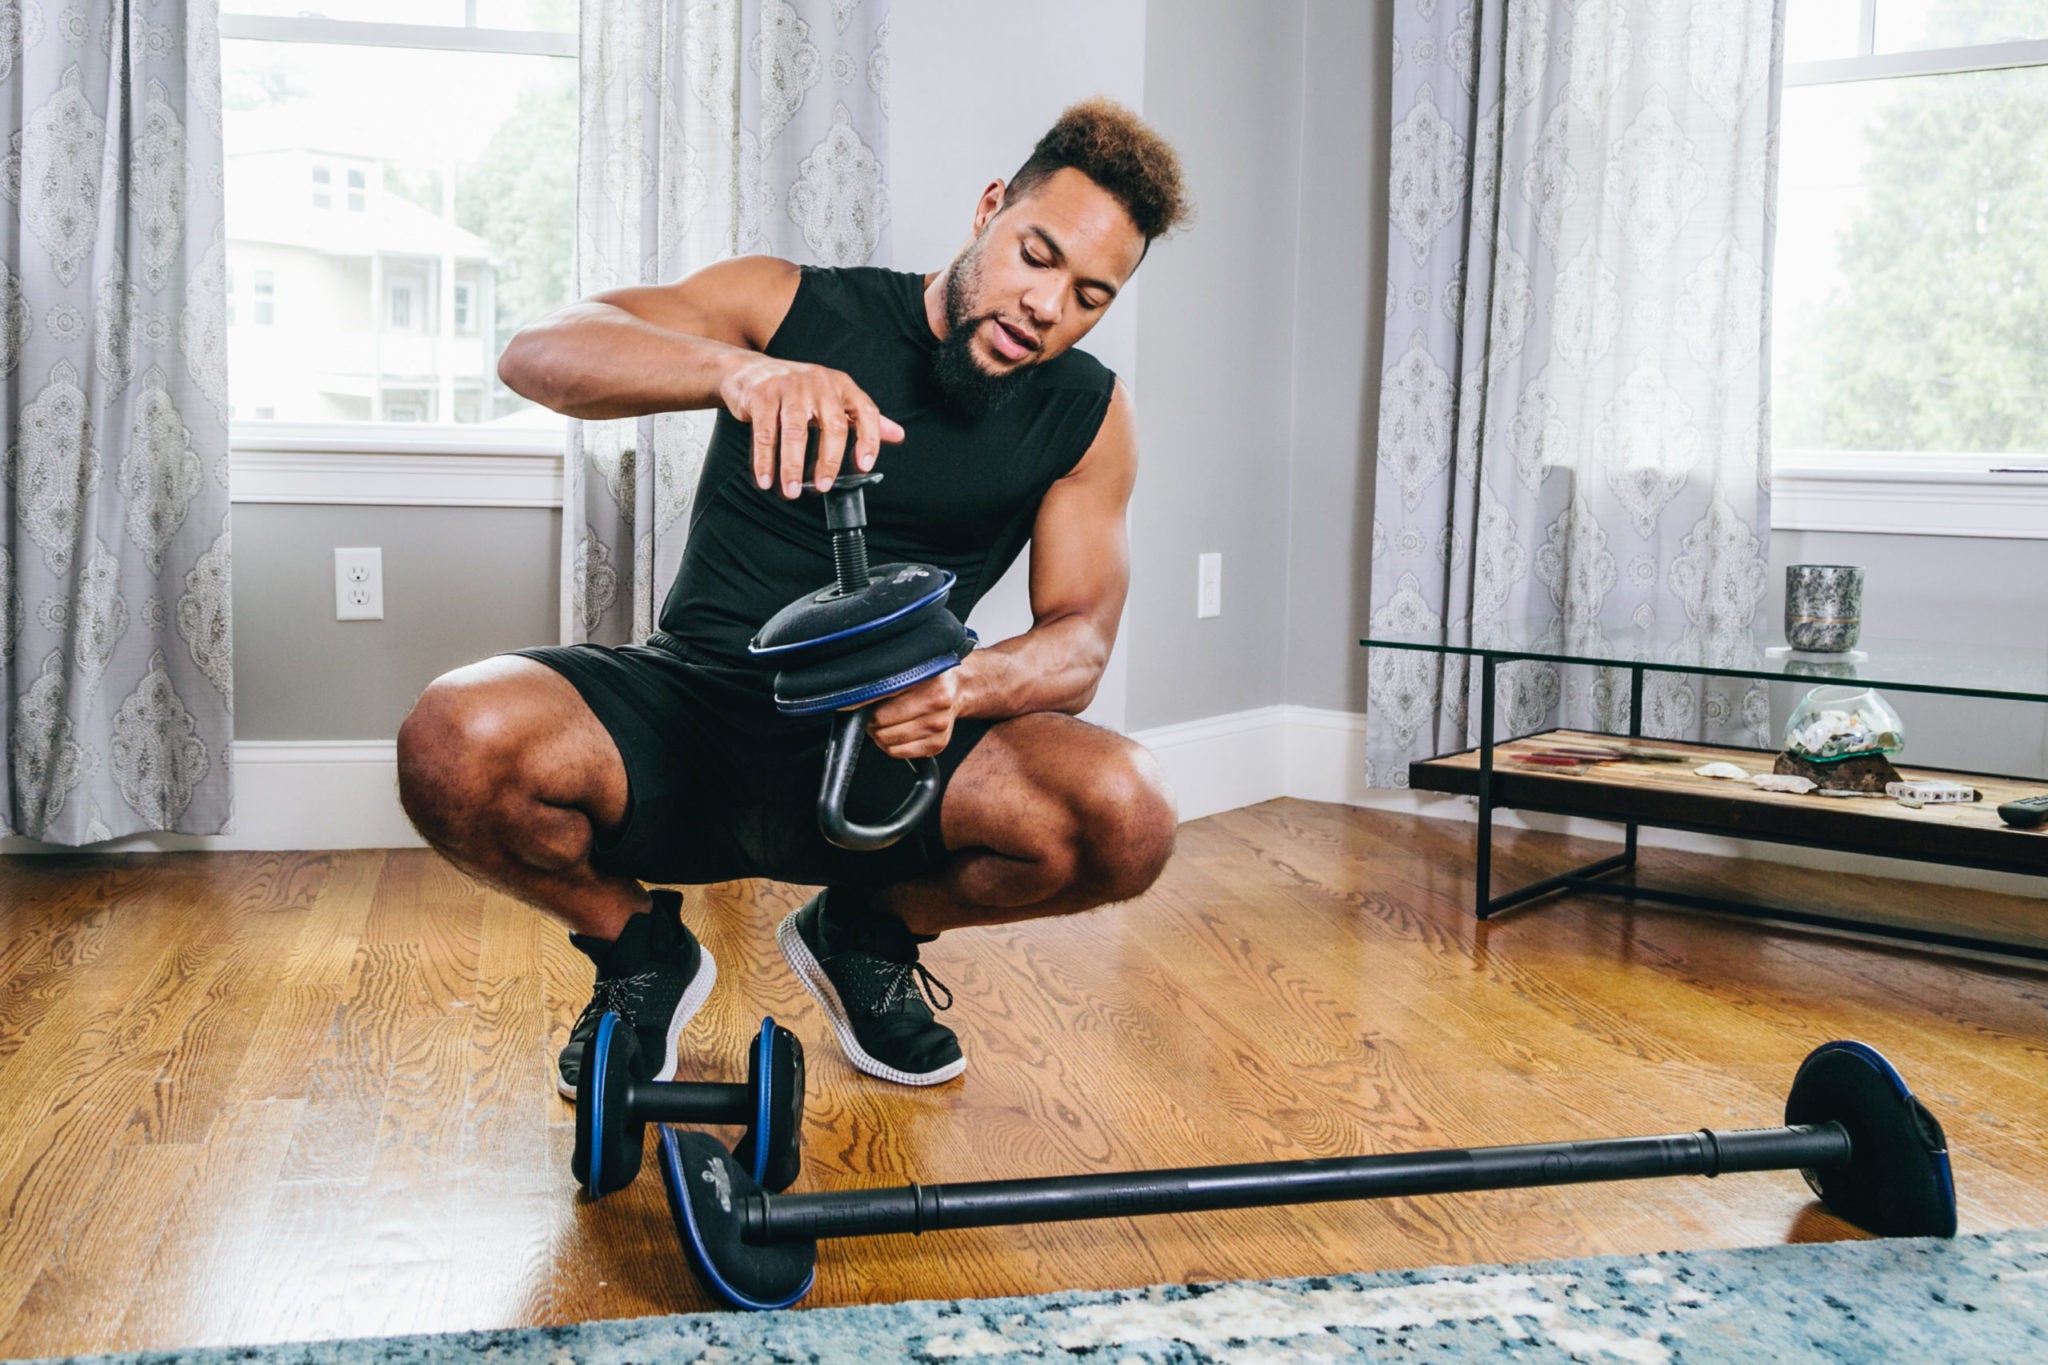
566, 0, 891, 645
1366, 0, 1783, 785
2, 4, 232, 844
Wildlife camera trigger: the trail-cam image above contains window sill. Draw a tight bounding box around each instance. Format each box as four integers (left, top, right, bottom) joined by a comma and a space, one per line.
230, 423, 565, 508
1771, 451, 2048, 540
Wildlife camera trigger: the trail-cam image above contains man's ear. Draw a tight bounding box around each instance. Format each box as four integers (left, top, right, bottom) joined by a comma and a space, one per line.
970, 179, 1007, 236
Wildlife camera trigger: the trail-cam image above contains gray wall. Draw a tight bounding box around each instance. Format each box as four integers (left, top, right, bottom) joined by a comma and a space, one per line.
233, 505, 559, 739
1127, 0, 1307, 730
1282, 0, 1391, 717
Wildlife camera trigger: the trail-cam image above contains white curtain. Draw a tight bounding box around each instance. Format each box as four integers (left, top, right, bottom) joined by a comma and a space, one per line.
1367, 0, 1784, 784
566, 0, 892, 646
2, 2, 232, 844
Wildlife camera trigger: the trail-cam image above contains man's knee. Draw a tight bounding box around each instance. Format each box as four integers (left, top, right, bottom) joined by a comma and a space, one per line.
1073, 739, 1178, 902
396, 672, 519, 839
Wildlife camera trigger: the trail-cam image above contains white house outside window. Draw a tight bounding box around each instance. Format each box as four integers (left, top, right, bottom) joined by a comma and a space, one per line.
220, 2, 575, 455
1774, 2, 2048, 480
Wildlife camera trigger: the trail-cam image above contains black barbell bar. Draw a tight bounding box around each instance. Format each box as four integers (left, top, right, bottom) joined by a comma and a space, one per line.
657, 1040, 1956, 1310
740, 1124, 1849, 1242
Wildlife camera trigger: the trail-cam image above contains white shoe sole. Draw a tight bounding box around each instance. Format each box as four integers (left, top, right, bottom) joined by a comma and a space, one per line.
556, 945, 717, 1101
778, 909, 965, 1087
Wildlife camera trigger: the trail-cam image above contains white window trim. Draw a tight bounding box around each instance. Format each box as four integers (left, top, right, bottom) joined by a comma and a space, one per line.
1772, 451, 2048, 540
218, 14, 575, 58
231, 425, 565, 509
1774, 32, 2048, 537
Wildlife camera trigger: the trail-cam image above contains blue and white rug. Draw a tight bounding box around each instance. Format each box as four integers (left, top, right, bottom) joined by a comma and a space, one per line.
40, 1230, 2048, 1363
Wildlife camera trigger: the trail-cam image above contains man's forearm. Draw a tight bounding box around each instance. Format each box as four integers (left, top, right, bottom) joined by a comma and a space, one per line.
955, 616, 1113, 720
498, 303, 749, 421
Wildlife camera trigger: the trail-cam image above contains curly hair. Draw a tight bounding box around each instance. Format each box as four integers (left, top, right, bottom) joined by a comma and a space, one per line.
1007, 97, 1192, 243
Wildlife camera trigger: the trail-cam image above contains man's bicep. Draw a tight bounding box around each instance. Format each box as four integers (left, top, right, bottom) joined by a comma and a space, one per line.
591, 255, 801, 351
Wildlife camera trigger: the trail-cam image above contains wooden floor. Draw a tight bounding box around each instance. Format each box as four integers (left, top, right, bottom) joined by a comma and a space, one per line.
1, 801, 2045, 1355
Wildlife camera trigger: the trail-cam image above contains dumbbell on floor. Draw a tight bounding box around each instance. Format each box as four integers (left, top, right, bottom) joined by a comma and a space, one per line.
573, 1013, 805, 1198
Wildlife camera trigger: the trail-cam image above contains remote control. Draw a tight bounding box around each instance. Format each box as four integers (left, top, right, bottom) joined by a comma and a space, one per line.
1996, 794, 2048, 828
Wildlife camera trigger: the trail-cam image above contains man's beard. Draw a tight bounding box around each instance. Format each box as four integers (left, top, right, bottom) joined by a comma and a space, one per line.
930, 238, 1039, 421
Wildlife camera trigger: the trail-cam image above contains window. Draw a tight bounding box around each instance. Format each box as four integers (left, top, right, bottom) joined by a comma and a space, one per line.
1774, 3, 2048, 471
389, 279, 417, 330
220, 4, 575, 440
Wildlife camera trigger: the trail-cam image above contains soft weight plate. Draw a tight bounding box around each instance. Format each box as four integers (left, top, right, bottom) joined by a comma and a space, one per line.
658, 1127, 817, 1310
1784, 1039, 1956, 1239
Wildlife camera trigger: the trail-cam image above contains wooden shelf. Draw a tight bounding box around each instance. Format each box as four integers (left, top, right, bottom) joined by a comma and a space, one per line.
1411, 730, 2048, 880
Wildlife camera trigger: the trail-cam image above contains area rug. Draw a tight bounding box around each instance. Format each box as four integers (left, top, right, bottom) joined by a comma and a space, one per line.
36, 1230, 2048, 1363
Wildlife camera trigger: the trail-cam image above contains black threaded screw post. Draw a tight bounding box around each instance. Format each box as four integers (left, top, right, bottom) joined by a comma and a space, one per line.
830, 530, 870, 596
820, 475, 878, 596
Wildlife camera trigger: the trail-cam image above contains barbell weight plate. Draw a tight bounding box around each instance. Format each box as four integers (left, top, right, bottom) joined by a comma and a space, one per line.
749, 565, 958, 656
733, 1017, 806, 1192
659, 1127, 817, 1311
1784, 1039, 1956, 1239
571, 1012, 648, 1198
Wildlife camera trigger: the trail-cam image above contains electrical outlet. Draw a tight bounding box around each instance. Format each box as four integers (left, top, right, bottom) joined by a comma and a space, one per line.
1197, 552, 1222, 619
335, 547, 384, 620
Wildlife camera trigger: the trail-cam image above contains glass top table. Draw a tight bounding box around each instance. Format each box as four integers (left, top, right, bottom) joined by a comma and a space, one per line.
1361, 618, 2048, 705
1358, 616, 2048, 962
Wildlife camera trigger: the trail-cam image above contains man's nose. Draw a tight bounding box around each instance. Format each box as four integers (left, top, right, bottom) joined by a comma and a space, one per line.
1020, 281, 1062, 329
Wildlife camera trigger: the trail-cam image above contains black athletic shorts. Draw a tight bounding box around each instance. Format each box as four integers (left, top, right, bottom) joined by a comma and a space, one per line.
509, 634, 995, 888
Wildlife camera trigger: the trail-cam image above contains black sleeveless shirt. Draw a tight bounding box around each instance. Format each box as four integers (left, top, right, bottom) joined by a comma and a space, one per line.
655, 266, 1117, 674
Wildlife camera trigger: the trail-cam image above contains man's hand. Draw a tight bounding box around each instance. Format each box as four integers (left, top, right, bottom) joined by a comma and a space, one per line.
862, 670, 965, 760
718, 356, 905, 498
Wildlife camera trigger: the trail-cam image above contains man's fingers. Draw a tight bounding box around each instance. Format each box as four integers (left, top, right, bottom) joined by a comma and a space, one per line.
880, 414, 906, 445
777, 402, 810, 498
850, 399, 881, 473
867, 721, 952, 760
815, 412, 849, 491
750, 402, 778, 490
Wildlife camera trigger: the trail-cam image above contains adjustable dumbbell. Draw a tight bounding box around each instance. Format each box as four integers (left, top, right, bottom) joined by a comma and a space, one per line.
748, 472, 975, 851
572, 1013, 805, 1198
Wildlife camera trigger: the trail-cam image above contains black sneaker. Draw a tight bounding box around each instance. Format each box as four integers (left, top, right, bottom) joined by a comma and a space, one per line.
778, 890, 963, 1086
557, 888, 716, 1100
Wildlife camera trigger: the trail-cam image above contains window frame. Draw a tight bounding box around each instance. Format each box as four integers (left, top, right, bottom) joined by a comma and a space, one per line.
219, 11, 576, 507
1772, 16, 2048, 537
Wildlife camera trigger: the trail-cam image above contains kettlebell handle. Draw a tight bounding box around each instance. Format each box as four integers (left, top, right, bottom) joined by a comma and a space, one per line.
818, 708, 941, 852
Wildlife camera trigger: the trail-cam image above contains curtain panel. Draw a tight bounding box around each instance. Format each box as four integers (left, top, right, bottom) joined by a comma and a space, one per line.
3, 1, 232, 844
1367, 0, 1784, 786
566, 0, 891, 646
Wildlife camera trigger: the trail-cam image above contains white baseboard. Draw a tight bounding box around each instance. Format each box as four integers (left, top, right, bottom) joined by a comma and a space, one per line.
0, 741, 425, 854
1130, 706, 2048, 900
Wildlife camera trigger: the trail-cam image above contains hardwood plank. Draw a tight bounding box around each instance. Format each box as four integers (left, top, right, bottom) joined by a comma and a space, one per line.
114, 1100, 304, 1351
0, 1143, 196, 1359
277, 944, 426, 1182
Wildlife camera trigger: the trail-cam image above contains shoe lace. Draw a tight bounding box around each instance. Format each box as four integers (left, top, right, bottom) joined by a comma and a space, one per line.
852, 956, 954, 1018
578, 971, 664, 1027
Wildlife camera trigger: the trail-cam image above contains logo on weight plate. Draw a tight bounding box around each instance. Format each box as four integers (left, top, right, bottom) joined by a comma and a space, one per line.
700, 1157, 733, 1212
